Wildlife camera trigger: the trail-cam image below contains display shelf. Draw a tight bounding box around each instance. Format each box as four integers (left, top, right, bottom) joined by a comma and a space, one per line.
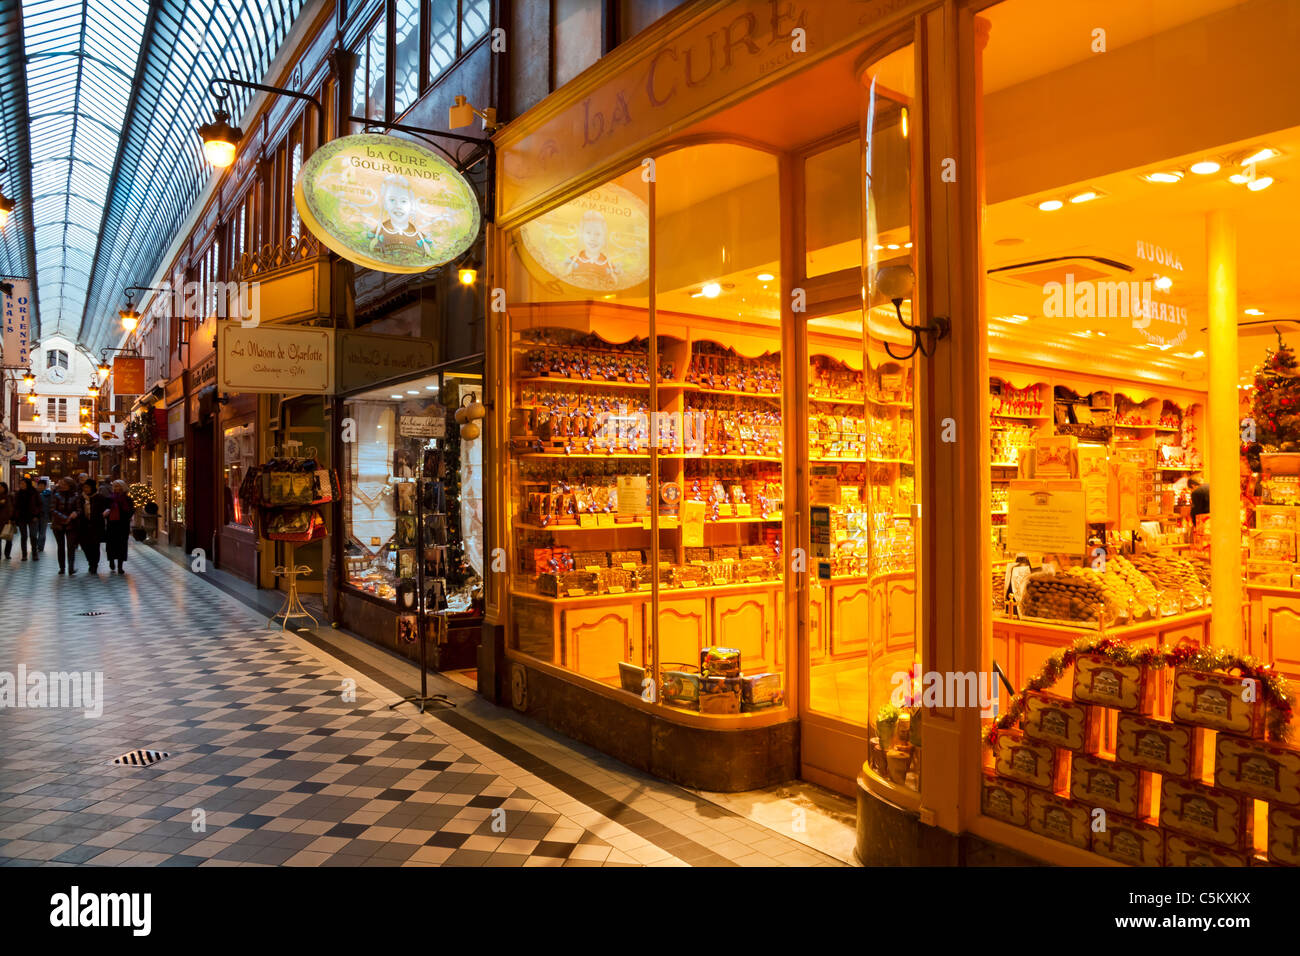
810, 395, 866, 406
867, 398, 912, 409
683, 385, 782, 399
516, 375, 665, 390
510, 577, 781, 604
991, 461, 1020, 468
811, 456, 866, 464
868, 457, 913, 465
989, 412, 1050, 420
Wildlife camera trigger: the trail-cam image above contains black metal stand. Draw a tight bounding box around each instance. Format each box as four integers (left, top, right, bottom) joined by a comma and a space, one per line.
391, 438, 454, 714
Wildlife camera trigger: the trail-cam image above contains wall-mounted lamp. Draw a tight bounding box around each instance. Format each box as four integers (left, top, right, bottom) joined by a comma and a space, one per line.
877, 265, 950, 360
457, 264, 478, 286
0, 160, 12, 230
448, 95, 500, 132
87, 378, 100, 399
97, 359, 111, 381
197, 102, 243, 169
22, 367, 35, 387
25, 389, 36, 405
119, 290, 141, 332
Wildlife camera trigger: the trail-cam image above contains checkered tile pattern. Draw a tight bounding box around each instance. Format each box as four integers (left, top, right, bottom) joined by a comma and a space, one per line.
0, 544, 845, 867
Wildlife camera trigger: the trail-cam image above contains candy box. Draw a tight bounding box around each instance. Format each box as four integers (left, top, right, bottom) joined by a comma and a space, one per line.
1069, 752, 1152, 818
992, 728, 1068, 792
740, 673, 784, 711
1072, 653, 1154, 712
1092, 815, 1163, 867
1021, 691, 1100, 752
1250, 528, 1295, 562
1159, 777, 1251, 849
981, 772, 1029, 827
698, 676, 741, 715
700, 646, 741, 678
1115, 713, 1204, 778
1214, 734, 1300, 805
661, 671, 700, 707
1171, 668, 1265, 737
1267, 805, 1300, 866
1026, 790, 1090, 849
1164, 833, 1250, 867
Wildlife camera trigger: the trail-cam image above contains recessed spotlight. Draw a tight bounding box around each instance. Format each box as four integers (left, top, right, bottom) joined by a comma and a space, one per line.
1069, 190, 1100, 203
1038, 199, 1063, 211
756, 272, 774, 281
406, 389, 420, 394
1096, 331, 1106, 337
886, 243, 900, 250
1229, 173, 1250, 184
903, 242, 913, 248
1241, 147, 1277, 166
1192, 350, 1205, 358
1245, 308, 1264, 316
701, 282, 722, 298
1154, 275, 1173, 292
1190, 160, 1221, 175
1144, 171, 1183, 183
426, 385, 438, 390
390, 394, 404, 399
1248, 176, 1274, 191
873, 244, 884, 251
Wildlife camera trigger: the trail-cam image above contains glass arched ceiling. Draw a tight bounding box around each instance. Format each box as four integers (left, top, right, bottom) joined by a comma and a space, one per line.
17, 0, 305, 352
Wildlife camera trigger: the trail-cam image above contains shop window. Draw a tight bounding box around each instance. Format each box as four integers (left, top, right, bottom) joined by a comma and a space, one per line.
341, 373, 483, 611
394, 0, 421, 114
428, 0, 457, 80
223, 422, 256, 528
505, 146, 790, 718
554, 0, 603, 88
46, 349, 68, 369
288, 138, 303, 240
46, 398, 68, 423
459, 0, 489, 51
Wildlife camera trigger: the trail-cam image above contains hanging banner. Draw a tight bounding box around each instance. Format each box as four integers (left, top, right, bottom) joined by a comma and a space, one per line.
2, 277, 33, 369
294, 134, 481, 274
218, 322, 334, 395
338, 330, 435, 392
112, 357, 146, 395
97, 421, 125, 447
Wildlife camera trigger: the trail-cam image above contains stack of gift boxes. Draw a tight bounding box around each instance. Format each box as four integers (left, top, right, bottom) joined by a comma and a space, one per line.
982, 653, 1299, 866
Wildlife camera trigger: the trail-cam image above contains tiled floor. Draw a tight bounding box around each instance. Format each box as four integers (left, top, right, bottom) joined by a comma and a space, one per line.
0, 540, 851, 867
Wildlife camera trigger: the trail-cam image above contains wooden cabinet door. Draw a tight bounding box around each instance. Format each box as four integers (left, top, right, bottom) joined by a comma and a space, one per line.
565, 606, 640, 686
1264, 595, 1300, 685
657, 596, 709, 669
809, 584, 828, 664
713, 592, 773, 673
830, 582, 872, 658
886, 577, 916, 650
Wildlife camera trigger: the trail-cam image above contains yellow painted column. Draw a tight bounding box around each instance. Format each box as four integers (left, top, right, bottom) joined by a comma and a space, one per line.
1206, 210, 1240, 651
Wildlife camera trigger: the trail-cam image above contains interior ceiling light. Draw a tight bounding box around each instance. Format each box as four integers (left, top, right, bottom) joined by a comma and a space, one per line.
1154, 275, 1174, 291
700, 282, 722, 298
1245, 308, 1264, 315
1240, 147, 1277, 166
1192, 350, 1205, 358
1037, 199, 1063, 211
1069, 190, 1100, 203
1143, 171, 1183, 183
886, 243, 900, 250
1190, 160, 1221, 175
756, 272, 775, 281
1229, 172, 1250, 184
197, 103, 243, 168
1248, 176, 1274, 191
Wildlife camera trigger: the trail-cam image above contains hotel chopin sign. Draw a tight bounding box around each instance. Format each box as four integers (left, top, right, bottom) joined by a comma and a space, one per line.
293, 134, 480, 274
218, 322, 334, 395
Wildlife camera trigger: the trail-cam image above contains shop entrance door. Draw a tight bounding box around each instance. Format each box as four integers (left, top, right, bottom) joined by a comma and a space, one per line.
796, 39, 922, 798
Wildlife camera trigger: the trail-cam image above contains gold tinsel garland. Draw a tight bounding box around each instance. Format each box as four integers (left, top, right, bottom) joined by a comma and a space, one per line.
984, 637, 1294, 745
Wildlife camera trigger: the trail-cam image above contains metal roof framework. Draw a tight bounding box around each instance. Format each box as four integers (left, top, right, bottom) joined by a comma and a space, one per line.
8, 0, 305, 352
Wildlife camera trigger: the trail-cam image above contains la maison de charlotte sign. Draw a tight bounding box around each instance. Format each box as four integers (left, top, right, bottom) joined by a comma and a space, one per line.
218, 322, 334, 395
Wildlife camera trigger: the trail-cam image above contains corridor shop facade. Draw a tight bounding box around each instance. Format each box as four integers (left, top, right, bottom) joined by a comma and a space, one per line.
486, 0, 1300, 865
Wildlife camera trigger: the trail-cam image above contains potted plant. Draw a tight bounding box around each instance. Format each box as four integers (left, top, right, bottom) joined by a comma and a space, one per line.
876, 702, 900, 748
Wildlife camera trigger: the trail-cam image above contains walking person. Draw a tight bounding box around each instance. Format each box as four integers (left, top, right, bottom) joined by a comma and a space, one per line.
49, 477, 81, 575
36, 477, 53, 554
103, 480, 135, 574
0, 482, 14, 560
13, 477, 41, 561
76, 479, 109, 575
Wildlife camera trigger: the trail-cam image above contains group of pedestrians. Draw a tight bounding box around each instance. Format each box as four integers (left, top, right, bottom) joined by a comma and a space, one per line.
0, 474, 135, 575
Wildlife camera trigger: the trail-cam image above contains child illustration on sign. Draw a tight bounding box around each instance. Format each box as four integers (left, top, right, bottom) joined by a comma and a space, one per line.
565, 210, 621, 288
369, 174, 434, 260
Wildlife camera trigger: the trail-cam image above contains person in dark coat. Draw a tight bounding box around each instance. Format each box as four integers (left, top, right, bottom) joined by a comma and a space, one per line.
49, 477, 81, 574
13, 477, 42, 562
35, 477, 53, 554
1189, 478, 1210, 524
103, 479, 135, 574
0, 482, 13, 560
76, 479, 110, 575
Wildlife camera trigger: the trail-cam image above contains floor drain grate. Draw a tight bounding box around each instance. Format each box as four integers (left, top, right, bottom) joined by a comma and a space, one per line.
112, 749, 170, 767
78, 611, 107, 617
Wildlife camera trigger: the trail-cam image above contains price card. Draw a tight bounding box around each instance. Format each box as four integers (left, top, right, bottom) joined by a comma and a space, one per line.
713, 578, 728, 587
717, 504, 734, 517
746, 575, 762, 583
735, 503, 752, 517
584, 565, 603, 573
682, 580, 699, 589
690, 560, 706, 566
622, 562, 638, 570
596, 514, 616, 528
641, 516, 653, 529
608, 586, 626, 594
566, 588, 587, 598
578, 514, 598, 528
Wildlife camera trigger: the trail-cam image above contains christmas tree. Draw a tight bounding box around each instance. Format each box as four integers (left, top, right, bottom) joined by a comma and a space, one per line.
1252, 331, 1300, 450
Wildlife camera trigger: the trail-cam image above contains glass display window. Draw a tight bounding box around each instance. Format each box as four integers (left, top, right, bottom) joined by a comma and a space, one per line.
341, 371, 483, 614
222, 421, 256, 528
